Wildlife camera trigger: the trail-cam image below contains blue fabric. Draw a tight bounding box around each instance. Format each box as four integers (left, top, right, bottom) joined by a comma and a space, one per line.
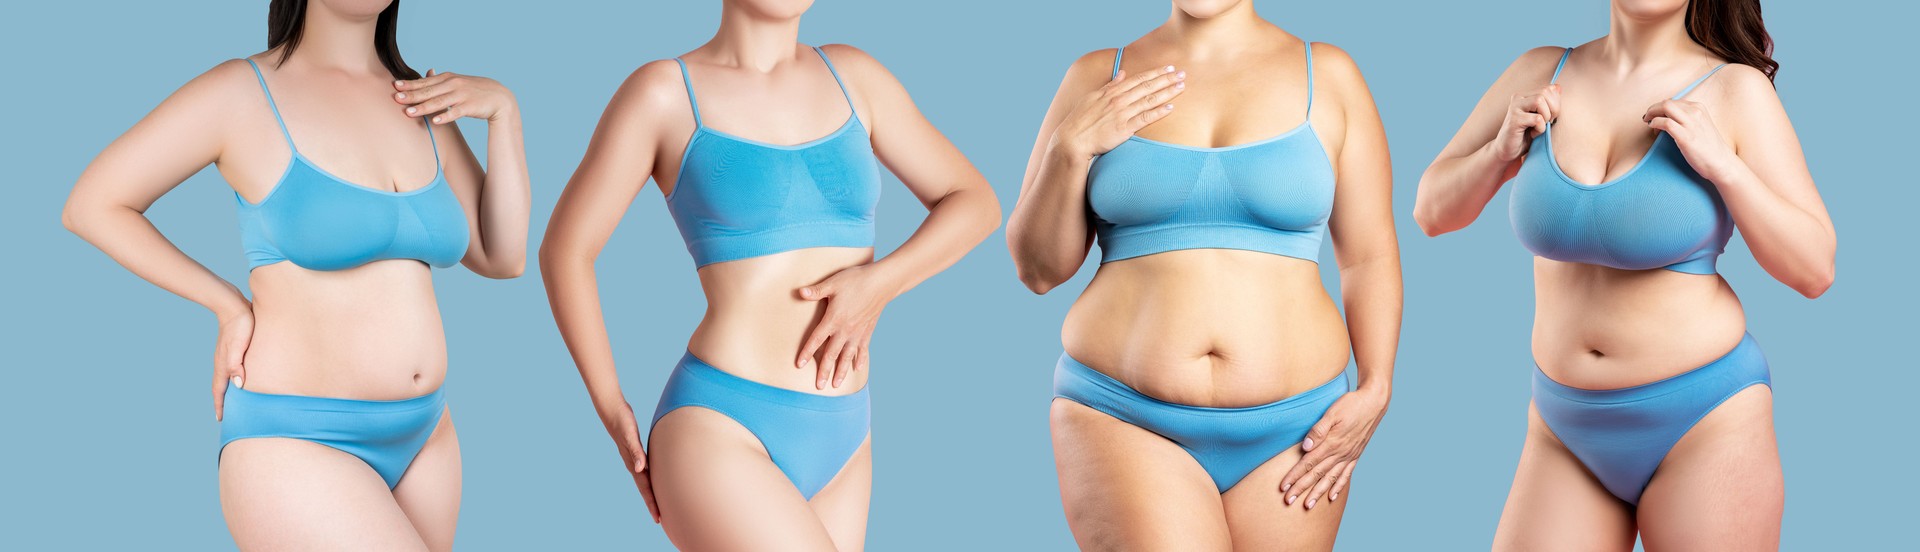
235, 59, 468, 272
1508, 48, 1734, 274
1052, 353, 1349, 492
1086, 45, 1335, 264
219, 386, 447, 489
665, 47, 882, 267
651, 353, 871, 500
1532, 333, 1771, 504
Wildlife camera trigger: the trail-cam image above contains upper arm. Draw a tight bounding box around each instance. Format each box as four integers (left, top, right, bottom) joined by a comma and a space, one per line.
69, 60, 249, 215
1314, 44, 1397, 264
1716, 65, 1833, 229
1433, 46, 1566, 162
1019, 49, 1117, 191
820, 44, 987, 207
544, 61, 685, 258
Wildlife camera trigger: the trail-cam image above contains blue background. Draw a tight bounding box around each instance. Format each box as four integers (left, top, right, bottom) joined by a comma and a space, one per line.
3, 1, 1911, 550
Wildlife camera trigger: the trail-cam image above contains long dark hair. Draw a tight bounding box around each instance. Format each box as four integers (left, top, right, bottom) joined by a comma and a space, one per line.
1684, 0, 1777, 82
267, 0, 420, 80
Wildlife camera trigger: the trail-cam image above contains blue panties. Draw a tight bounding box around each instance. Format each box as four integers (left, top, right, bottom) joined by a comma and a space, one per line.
219, 386, 447, 489
1532, 332, 1771, 504
1052, 353, 1349, 492
651, 353, 871, 500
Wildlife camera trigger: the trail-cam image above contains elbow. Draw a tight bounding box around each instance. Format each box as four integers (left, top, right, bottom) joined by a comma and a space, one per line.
1411, 203, 1455, 237
1014, 263, 1068, 295
484, 261, 526, 280
60, 199, 95, 238
1793, 264, 1835, 299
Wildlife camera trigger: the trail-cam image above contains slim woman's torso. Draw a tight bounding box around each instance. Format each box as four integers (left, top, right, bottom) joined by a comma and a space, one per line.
1521, 44, 1747, 389
650, 47, 874, 395
1065, 29, 1349, 407
215, 55, 451, 400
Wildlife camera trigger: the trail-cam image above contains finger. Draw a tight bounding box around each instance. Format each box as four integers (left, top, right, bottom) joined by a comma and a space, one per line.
1302, 419, 1333, 453
430, 104, 460, 125
854, 340, 870, 378
1647, 116, 1678, 134
625, 431, 647, 474
1280, 448, 1319, 495
796, 323, 833, 369
1126, 79, 1186, 120
1524, 113, 1548, 137
1290, 452, 1342, 506
1114, 68, 1185, 110
1543, 84, 1562, 117
213, 372, 227, 421
832, 341, 857, 388
396, 70, 454, 91
1117, 64, 1176, 93
798, 280, 835, 301
636, 467, 662, 523
817, 334, 848, 390
1330, 462, 1357, 502
1128, 103, 1176, 129
404, 93, 460, 119
1305, 460, 1348, 509
1531, 95, 1554, 126
394, 79, 456, 105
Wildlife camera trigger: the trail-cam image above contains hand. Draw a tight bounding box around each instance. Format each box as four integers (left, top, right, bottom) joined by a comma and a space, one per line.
1490, 84, 1561, 161
212, 307, 253, 421
1048, 63, 1187, 160
597, 399, 660, 523
795, 264, 900, 390
1280, 384, 1390, 509
1644, 99, 1738, 183
393, 70, 518, 125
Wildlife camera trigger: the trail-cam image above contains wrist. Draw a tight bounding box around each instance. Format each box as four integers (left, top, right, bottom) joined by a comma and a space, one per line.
210, 294, 251, 323
1046, 136, 1094, 164
859, 260, 913, 299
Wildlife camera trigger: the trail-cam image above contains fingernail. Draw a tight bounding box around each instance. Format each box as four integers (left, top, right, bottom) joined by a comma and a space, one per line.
1164, 65, 1175, 73
1283, 482, 1292, 492
1175, 82, 1184, 90
407, 107, 417, 114
231, 376, 243, 389
395, 92, 406, 100
1175, 71, 1186, 79
1288, 494, 1297, 504
1331, 492, 1340, 501
1164, 104, 1174, 110
1307, 498, 1317, 509
432, 116, 442, 123
1303, 437, 1315, 451
394, 80, 404, 88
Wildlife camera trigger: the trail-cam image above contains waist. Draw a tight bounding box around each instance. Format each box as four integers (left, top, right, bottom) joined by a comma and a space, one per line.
1064, 252, 1348, 406
686, 249, 875, 395
1530, 258, 1747, 389
243, 264, 448, 400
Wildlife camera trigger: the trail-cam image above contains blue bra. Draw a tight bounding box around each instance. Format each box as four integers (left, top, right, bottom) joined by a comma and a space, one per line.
1508, 49, 1733, 274
1086, 45, 1335, 264
664, 47, 883, 268
235, 59, 468, 272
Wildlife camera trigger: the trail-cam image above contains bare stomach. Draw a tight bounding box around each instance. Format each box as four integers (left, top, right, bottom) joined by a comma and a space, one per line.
1062, 250, 1351, 407
1530, 258, 1748, 390
685, 247, 876, 396
240, 260, 447, 400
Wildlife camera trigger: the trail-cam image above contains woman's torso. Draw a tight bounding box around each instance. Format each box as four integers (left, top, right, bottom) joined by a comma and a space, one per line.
215, 56, 458, 400
1064, 32, 1351, 408
1512, 45, 1748, 389
652, 47, 880, 396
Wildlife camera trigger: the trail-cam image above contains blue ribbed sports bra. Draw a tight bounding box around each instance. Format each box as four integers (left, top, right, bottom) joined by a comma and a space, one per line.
235, 59, 468, 271
1086, 45, 1335, 264
664, 47, 883, 268
1508, 49, 1733, 274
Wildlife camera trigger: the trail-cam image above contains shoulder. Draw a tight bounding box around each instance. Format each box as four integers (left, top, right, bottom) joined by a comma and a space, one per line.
175, 58, 262, 106
815, 43, 897, 83
1701, 62, 1778, 107
1510, 45, 1572, 79
606, 59, 694, 118
1306, 41, 1364, 86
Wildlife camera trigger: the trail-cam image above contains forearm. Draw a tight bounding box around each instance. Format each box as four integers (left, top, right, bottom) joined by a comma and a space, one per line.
1415, 142, 1514, 236
473, 111, 532, 277
869, 181, 1001, 297
1006, 148, 1094, 289
1711, 163, 1836, 296
540, 252, 628, 409
65, 205, 249, 319
1339, 254, 1402, 395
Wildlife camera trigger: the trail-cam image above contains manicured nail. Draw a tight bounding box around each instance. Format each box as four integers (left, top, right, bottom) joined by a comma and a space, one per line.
1307, 498, 1317, 509
1164, 65, 1175, 73
394, 80, 404, 88
1283, 482, 1292, 492
1164, 104, 1174, 110
1175, 82, 1185, 90
1331, 491, 1340, 501
407, 107, 417, 114
432, 116, 443, 123
231, 376, 243, 389
1303, 437, 1315, 451
1175, 71, 1186, 79
1288, 494, 1298, 504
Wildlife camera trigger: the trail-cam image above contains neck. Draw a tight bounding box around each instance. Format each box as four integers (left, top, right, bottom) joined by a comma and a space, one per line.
287, 4, 384, 75
1601, 5, 1697, 72
1162, 2, 1269, 59
707, 5, 804, 72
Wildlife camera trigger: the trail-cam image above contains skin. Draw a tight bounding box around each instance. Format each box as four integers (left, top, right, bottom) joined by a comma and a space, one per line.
539, 0, 1000, 548
1414, 0, 1833, 548
1005, 1, 1400, 549
61, 0, 529, 549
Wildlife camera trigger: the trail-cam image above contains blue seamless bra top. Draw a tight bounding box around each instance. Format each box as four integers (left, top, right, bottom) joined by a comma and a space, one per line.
236, 59, 469, 272
1507, 49, 1734, 274
1086, 44, 1335, 264
665, 47, 884, 267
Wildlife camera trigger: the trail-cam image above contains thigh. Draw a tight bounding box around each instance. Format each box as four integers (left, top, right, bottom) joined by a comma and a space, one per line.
1221, 444, 1346, 551
1637, 386, 1782, 551
219, 437, 428, 551
1050, 399, 1231, 552
1491, 402, 1636, 552
650, 407, 838, 552
393, 407, 461, 552
808, 437, 873, 552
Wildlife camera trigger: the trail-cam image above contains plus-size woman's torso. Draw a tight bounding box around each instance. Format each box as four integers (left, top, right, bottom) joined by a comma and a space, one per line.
215, 56, 462, 400
1065, 31, 1350, 407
